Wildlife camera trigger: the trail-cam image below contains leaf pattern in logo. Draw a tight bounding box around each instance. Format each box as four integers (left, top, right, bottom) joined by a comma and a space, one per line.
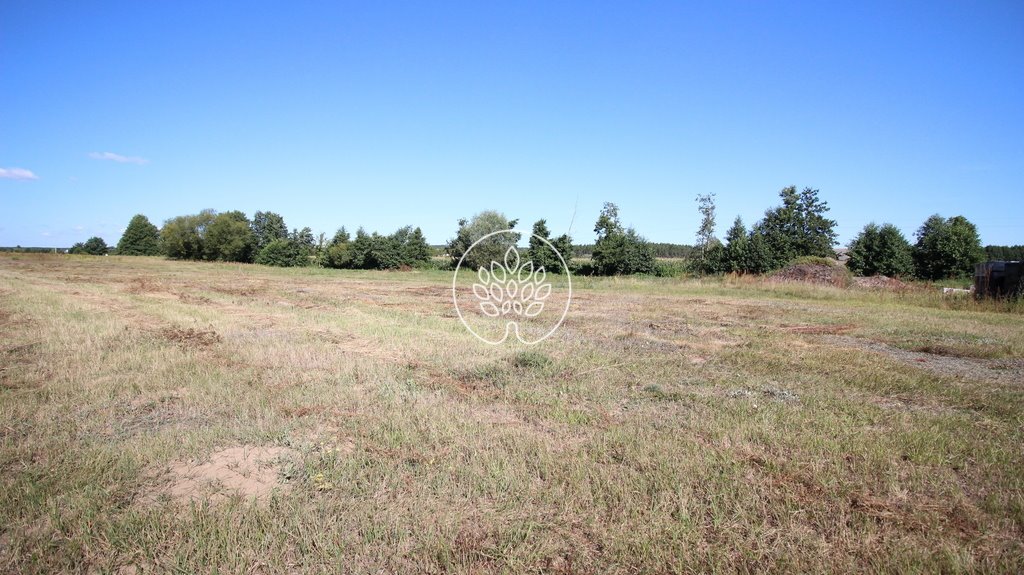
473, 246, 551, 320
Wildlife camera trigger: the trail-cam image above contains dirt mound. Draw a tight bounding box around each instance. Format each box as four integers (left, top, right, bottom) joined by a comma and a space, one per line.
771, 261, 849, 287
160, 326, 221, 347
853, 275, 910, 290
145, 445, 298, 505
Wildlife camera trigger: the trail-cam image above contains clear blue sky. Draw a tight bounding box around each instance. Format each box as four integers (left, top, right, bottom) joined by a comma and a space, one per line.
2, 1, 1022, 248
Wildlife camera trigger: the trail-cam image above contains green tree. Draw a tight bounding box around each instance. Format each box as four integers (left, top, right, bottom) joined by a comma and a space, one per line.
755, 186, 838, 268
255, 237, 306, 267
83, 236, 109, 255
71, 237, 108, 255
912, 214, 985, 280
348, 228, 375, 269
719, 217, 749, 274
984, 245, 1024, 261
204, 211, 255, 262
847, 222, 914, 277
161, 210, 216, 260
447, 211, 520, 270
695, 193, 717, 261
116, 214, 161, 256
251, 211, 288, 253
591, 203, 656, 275
368, 231, 403, 270
551, 233, 573, 272
401, 227, 432, 267
527, 220, 559, 273
744, 230, 774, 274
527, 219, 572, 274
290, 227, 316, 265
322, 227, 353, 269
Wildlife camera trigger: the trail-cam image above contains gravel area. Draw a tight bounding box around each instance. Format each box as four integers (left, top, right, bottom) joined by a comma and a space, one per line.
823, 335, 1024, 386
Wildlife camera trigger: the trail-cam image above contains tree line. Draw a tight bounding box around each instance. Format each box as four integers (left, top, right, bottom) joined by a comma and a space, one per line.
692, 187, 993, 280
101, 210, 434, 270
62, 186, 1016, 280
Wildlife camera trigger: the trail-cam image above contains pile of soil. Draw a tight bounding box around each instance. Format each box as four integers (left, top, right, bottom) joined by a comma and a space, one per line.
852, 275, 910, 290
771, 261, 849, 287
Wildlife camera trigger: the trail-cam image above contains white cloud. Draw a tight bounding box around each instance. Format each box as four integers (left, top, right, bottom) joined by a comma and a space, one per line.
0, 167, 39, 180
74, 225, 85, 231
88, 151, 149, 165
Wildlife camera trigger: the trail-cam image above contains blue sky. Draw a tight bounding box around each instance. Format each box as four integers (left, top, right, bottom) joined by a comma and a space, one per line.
2, 1, 1022, 248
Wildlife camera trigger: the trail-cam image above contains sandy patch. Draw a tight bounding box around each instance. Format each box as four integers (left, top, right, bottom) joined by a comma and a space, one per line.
147, 445, 298, 505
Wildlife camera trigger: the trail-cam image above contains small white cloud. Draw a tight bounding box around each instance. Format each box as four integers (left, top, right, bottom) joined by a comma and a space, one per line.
41, 231, 51, 237
88, 151, 149, 165
74, 225, 85, 231
0, 167, 39, 180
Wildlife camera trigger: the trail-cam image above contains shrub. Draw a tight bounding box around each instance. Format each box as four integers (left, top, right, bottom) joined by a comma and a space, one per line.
255, 238, 307, 267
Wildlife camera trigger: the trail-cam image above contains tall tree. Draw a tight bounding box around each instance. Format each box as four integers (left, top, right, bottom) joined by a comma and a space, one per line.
527, 219, 559, 273
116, 214, 161, 256
402, 227, 432, 266
755, 186, 838, 268
591, 202, 656, 275
593, 202, 622, 241
160, 210, 216, 260
912, 214, 985, 280
847, 222, 914, 277
695, 193, 717, 260
719, 216, 749, 274
446, 211, 520, 270
251, 211, 288, 252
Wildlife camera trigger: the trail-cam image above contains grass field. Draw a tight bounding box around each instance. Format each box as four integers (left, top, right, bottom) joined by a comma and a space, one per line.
1, 253, 1023, 573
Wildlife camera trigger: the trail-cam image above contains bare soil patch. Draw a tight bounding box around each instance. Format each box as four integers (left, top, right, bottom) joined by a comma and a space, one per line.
144, 446, 298, 505
771, 262, 849, 287
159, 326, 222, 348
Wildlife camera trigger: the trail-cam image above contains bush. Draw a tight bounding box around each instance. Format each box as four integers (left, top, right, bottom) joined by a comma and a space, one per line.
255, 238, 307, 267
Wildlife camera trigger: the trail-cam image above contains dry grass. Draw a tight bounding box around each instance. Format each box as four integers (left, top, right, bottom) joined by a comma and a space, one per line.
1, 253, 1023, 573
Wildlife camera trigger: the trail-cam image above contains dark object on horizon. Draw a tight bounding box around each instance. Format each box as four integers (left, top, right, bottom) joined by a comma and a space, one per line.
974, 261, 1023, 299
